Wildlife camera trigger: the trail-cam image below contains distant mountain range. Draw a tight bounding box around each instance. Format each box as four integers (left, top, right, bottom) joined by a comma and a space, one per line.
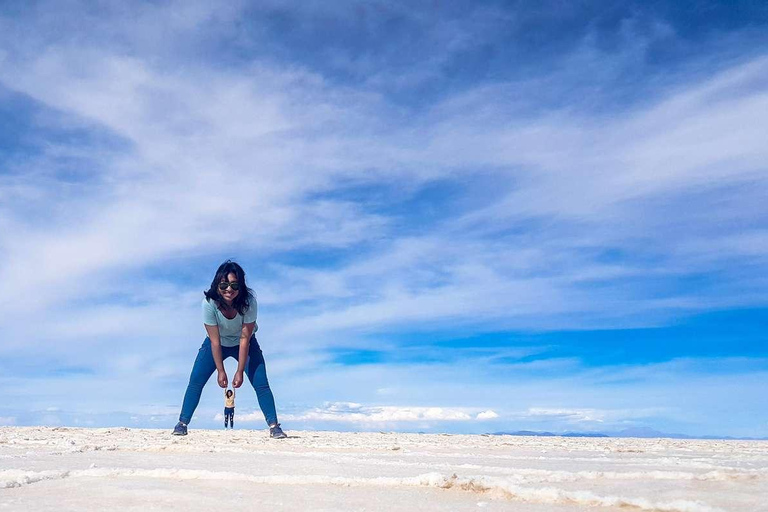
491, 426, 768, 441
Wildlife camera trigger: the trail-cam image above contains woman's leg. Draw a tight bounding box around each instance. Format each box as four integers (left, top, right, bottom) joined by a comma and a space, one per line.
231, 409, 235, 428
178, 339, 217, 425
243, 338, 278, 426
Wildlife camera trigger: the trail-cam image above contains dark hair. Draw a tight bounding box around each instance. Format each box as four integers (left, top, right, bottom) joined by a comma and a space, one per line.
204, 260, 255, 316
226, 390, 233, 397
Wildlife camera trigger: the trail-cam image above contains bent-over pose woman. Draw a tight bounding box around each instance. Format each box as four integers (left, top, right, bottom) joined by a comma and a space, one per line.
173, 260, 287, 439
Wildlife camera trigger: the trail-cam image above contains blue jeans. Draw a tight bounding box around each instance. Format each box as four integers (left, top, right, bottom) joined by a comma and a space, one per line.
179, 337, 278, 426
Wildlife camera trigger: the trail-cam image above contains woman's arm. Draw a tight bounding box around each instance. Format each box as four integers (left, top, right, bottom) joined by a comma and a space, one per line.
205, 324, 228, 388
233, 322, 256, 388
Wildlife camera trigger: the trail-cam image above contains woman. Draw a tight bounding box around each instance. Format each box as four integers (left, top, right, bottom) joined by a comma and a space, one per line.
173, 260, 287, 439
224, 388, 235, 429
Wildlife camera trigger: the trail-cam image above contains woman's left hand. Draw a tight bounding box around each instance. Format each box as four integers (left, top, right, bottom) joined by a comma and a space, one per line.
233, 370, 244, 388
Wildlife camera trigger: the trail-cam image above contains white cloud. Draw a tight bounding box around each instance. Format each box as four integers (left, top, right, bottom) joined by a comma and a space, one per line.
258, 402, 479, 423
523, 408, 605, 423
476, 410, 499, 420
0, 416, 17, 426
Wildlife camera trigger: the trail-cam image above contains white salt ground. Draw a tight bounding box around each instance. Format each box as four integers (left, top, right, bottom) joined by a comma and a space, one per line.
0, 427, 766, 511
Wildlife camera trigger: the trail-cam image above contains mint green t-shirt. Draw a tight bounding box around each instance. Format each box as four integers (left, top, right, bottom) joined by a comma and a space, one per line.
202, 298, 258, 347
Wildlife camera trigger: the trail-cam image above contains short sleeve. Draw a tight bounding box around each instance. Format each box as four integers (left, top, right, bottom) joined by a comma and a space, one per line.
243, 300, 257, 325
202, 298, 218, 325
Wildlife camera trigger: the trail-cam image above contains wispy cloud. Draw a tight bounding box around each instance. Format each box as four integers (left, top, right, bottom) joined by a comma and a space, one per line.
226, 402, 498, 425
2, 8, 766, 331
254, 402, 476, 423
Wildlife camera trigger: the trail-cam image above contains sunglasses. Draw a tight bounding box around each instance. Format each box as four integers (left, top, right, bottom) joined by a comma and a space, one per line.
218, 282, 240, 291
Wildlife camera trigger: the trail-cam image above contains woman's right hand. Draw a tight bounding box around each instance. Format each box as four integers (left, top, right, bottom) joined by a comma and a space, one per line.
217, 369, 228, 388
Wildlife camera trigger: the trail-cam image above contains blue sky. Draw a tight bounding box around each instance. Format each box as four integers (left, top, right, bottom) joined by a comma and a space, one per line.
0, 0, 767, 437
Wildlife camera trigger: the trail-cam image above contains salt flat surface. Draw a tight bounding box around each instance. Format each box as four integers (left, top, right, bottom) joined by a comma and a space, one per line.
1, 427, 766, 511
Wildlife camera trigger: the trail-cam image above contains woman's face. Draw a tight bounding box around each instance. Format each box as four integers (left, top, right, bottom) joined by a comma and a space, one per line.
218, 272, 240, 305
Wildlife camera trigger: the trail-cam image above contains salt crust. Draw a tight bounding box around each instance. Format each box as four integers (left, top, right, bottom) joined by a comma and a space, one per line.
1, 427, 766, 512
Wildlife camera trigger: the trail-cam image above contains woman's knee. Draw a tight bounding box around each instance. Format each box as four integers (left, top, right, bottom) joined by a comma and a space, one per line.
253, 383, 272, 395
186, 374, 212, 391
